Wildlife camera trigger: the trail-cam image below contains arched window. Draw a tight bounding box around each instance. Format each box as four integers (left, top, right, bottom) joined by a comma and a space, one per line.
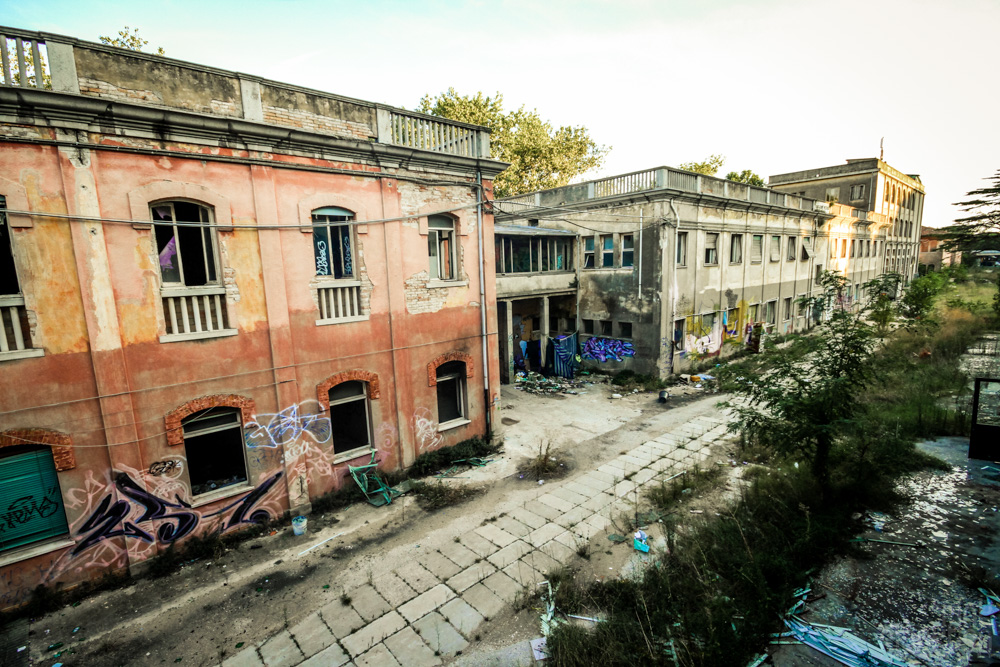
428, 215, 456, 281
0, 445, 69, 552
436, 360, 467, 424
328, 381, 372, 456
182, 407, 248, 497
312, 207, 355, 280
151, 201, 219, 287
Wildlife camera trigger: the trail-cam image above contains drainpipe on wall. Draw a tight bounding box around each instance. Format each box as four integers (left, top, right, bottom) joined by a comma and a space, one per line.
475, 170, 492, 436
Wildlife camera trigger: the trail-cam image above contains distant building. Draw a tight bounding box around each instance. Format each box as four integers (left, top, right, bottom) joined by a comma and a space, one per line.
919, 226, 961, 270
495, 165, 892, 381
769, 158, 924, 279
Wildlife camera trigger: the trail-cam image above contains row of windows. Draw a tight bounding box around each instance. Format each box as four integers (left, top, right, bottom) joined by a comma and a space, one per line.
583, 234, 634, 269
581, 319, 632, 339
495, 236, 574, 274
672, 297, 810, 348
676, 232, 815, 267
830, 237, 881, 259
0, 359, 471, 554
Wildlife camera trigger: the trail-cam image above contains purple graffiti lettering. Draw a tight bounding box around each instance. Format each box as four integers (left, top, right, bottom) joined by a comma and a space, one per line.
581, 337, 636, 363
203, 471, 283, 530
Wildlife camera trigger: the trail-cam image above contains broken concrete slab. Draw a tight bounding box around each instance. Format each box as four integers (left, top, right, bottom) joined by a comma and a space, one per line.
372, 570, 420, 607
412, 611, 469, 656
258, 630, 304, 667
319, 603, 366, 639
439, 597, 485, 639
460, 583, 507, 619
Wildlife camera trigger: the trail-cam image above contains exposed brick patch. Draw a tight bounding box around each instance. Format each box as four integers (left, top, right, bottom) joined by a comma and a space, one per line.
165, 395, 256, 446
0, 429, 76, 471
427, 352, 475, 387
317, 370, 381, 410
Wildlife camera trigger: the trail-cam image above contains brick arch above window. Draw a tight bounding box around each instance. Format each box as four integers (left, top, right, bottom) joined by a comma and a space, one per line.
0, 429, 76, 471
427, 352, 475, 387
165, 394, 256, 446
317, 370, 381, 410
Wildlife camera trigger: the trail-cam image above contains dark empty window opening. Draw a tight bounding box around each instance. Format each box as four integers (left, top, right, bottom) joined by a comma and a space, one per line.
182, 407, 248, 497
600, 320, 613, 336
619, 322, 633, 338
0, 196, 20, 296
582, 319, 595, 335
436, 361, 467, 424
328, 381, 372, 455
152, 201, 217, 286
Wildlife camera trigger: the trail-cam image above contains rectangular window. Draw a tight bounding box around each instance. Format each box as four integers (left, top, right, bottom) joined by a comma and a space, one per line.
582, 318, 594, 335
751, 235, 763, 262
705, 233, 719, 265
831, 238, 838, 259
866, 239, 871, 257
769, 235, 781, 262
312, 207, 355, 279
0, 196, 20, 296
621, 234, 634, 267
677, 232, 688, 266
783, 297, 792, 320
583, 237, 595, 268
797, 294, 807, 317
814, 264, 823, 285
786, 236, 796, 261
729, 233, 743, 264
800, 237, 810, 261
726, 308, 738, 334
618, 322, 632, 339
701, 312, 716, 332
328, 381, 372, 455
152, 201, 218, 286
428, 215, 456, 280
765, 300, 777, 325
601, 235, 614, 267
182, 408, 248, 497
600, 320, 612, 336
841, 239, 847, 258
436, 361, 467, 424
673, 319, 685, 350
0, 447, 69, 552
850, 239, 856, 257
748, 304, 759, 322
850, 184, 865, 200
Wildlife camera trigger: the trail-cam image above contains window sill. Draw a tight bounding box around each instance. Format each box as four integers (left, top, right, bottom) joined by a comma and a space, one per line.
191, 483, 252, 509
160, 329, 238, 343
0, 348, 44, 362
0, 537, 75, 567
316, 278, 361, 287
316, 315, 369, 326
427, 279, 468, 289
438, 418, 471, 433
334, 447, 376, 466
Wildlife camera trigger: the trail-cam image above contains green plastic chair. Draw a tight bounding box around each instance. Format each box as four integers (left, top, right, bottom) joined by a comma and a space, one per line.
349, 451, 399, 507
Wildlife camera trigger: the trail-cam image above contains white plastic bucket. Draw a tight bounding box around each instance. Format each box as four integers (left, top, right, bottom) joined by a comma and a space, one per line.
292, 516, 307, 536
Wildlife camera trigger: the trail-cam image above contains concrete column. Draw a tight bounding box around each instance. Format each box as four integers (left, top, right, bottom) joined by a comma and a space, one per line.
376, 108, 392, 144
238, 77, 264, 122
504, 299, 514, 383
45, 40, 80, 94
540, 296, 549, 370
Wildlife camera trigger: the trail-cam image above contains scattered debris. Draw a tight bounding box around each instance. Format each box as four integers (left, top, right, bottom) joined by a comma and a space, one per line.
514, 371, 593, 395
783, 617, 909, 667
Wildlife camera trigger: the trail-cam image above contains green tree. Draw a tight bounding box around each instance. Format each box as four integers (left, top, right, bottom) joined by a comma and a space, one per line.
865, 272, 900, 334
99, 26, 165, 55
725, 169, 766, 187
729, 271, 877, 486
417, 88, 608, 198
678, 154, 725, 176
944, 170, 1000, 249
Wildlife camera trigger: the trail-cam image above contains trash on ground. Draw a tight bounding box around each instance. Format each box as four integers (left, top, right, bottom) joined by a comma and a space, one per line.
514, 371, 594, 395
607, 533, 627, 543
784, 616, 909, 667
530, 637, 549, 661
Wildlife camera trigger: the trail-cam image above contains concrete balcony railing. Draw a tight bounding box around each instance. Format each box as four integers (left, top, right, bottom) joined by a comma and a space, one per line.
316, 281, 366, 325
160, 286, 236, 343
0, 25, 491, 159
495, 166, 822, 216
0, 294, 43, 360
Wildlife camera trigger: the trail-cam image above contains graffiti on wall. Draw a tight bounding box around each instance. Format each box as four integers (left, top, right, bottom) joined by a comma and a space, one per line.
413, 407, 443, 454
147, 458, 184, 478
244, 402, 331, 451
0, 493, 61, 533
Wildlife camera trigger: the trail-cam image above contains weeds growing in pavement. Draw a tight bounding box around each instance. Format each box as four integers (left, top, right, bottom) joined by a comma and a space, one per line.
409, 481, 486, 511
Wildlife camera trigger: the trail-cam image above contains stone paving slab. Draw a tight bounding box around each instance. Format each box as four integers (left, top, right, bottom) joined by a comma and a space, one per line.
342, 611, 407, 657
521, 498, 562, 521
486, 539, 533, 569
439, 597, 485, 639
632, 468, 657, 485
395, 561, 441, 594
372, 570, 419, 607
461, 582, 506, 619
437, 540, 480, 569
399, 583, 456, 623
320, 603, 366, 638
419, 550, 463, 581
259, 630, 304, 667
536, 493, 574, 513
292, 612, 336, 658
349, 584, 392, 623
493, 515, 531, 538
552, 505, 589, 530
507, 506, 547, 530
523, 548, 561, 576
562, 481, 596, 498
549, 486, 588, 506
539, 537, 577, 563
356, 643, 400, 667
620, 454, 648, 469
222, 648, 264, 667
457, 531, 501, 558
580, 491, 613, 513
412, 612, 469, 656
475, 523, 519, 548
446, 562, 497, 592
583, 469, 617, 485
481, 570, 523, 603
569, 518, 602, 541
298, 642, 349, 667
503, 558, 544, 588
384, 626, 442, 667
527, 521, 564, 547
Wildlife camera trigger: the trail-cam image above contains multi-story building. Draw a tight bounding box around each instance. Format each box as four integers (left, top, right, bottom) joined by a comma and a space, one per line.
494, 164, 899, 381
769, 158, 924, 280
0, 27, 505, 607
919, 226, 962, 270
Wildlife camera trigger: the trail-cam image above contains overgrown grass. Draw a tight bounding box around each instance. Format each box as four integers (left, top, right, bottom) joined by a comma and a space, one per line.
645, 465, 722, 513
409, 480, 486, 511
611, 370, 666, 392
408, 436, 500, 477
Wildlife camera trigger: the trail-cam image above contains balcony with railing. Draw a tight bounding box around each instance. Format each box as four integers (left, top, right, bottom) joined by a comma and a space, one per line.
494, 166, 823, 218
0, 26, 491, 160
0, 294, 43, 360
160, 286, 236, 343
316, 282, 366, 325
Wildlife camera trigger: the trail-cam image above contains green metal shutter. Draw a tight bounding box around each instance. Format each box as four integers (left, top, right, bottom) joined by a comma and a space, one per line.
0, 449, 70, 552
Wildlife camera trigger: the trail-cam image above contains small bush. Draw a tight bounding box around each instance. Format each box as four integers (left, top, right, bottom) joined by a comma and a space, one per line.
410, 481, 485, 511
408, 436, 500, 477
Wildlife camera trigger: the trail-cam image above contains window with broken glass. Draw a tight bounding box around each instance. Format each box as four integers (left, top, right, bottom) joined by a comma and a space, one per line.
436, 361, 467, 425
312, 207, 355, 279
182, 407, 248, 497
583, 237, 595, 268
0, 196, 39, 359
152, 201, 219, 287
428, 215, 456, 280
328, 381, 372, 456
494, 236, 573, 274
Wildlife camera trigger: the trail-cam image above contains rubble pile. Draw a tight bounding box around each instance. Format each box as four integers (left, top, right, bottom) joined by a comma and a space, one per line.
513, 371, 599, 395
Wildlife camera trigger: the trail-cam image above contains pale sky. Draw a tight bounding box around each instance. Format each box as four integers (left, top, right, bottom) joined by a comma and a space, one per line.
9, 0, 999, 227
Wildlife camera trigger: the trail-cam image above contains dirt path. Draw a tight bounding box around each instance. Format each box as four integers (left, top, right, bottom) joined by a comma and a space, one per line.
22, 381, 728, 667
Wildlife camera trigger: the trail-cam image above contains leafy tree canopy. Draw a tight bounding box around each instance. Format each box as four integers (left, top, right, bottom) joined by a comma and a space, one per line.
418, 88, 608, 198
725, 169, 766, 187
678, 154, 725, 176
944, 169, 1000, 249
99, 26, 165, 55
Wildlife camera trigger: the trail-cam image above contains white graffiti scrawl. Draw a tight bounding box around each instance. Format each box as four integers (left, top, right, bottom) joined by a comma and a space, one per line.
413, 407, 443, 454
244, 401, 332, 452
